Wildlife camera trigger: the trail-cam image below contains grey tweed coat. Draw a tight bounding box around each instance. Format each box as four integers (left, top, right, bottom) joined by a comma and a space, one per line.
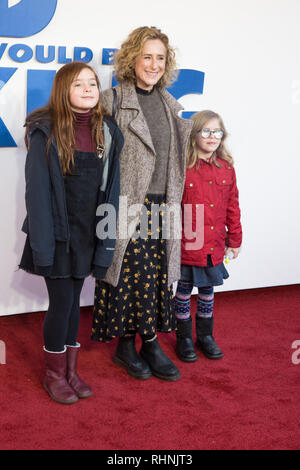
100, 81, 192, 287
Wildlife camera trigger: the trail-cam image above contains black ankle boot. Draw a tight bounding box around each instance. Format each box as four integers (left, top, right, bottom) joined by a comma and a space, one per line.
195, 316, 223, 359
175, 317, 198, 362
113, 335, 152, 380
140, 334, 180, 382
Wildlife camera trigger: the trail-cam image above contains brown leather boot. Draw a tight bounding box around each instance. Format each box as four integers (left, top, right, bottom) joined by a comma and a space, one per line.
43, 347, 78, 404
66, 343, 92, 398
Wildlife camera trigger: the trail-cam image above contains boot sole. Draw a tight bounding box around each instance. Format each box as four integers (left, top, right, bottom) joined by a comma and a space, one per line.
176, 352, 198, 363
195, 344, 224, 360
201, 352, 224, 360
139, 351, 181, 382
76, 390, 93, 399
113, 355, 152, 380
151, 370, 181, 382
43, 382, 78, 405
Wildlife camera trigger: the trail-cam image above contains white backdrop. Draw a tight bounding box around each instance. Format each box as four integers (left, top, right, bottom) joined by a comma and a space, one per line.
0, 0, 300, 316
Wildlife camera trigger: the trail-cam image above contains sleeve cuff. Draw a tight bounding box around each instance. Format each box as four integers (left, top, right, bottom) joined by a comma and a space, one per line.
34, 265, 53, 276
92, 266, 108, 280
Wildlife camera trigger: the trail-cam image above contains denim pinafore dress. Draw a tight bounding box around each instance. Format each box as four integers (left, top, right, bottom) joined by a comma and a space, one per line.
50, 150, 103, 278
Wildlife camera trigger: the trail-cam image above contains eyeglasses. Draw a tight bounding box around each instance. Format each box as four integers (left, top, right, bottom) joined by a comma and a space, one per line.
199, 129, 224, 139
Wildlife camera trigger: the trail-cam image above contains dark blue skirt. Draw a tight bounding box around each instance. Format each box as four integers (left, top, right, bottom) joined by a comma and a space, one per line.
180, 255, 229, 288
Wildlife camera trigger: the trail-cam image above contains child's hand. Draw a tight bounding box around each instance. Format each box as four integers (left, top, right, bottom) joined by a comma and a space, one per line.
225, 247, 240, 259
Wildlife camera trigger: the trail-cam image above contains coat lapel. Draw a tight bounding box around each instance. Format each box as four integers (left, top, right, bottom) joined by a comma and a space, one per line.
121, 82, 156, 154
159, 87, 193, 147
158, 87, 193, 203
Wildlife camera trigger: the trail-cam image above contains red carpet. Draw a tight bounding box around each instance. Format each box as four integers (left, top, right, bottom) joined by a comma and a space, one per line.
0, 285, 299, 450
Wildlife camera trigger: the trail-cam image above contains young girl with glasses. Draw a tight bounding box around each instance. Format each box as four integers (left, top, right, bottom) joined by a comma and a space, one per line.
174, 110, 242, 362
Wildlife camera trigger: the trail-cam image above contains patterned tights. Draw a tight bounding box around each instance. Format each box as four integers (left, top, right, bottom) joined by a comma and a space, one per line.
174, 280, 214, 320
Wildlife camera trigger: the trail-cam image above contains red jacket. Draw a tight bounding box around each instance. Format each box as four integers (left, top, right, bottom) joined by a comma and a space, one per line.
181, 156, 242, 266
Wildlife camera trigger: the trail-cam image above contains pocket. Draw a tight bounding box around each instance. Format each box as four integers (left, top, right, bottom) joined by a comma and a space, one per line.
183, 181, 198, 204
70, 168, 98, 176
215, 176, 232, 201
65, 167, 101, 197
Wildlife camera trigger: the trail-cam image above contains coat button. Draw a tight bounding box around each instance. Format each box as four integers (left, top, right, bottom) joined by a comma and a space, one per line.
210, 226, 214, 230
208, 181, 213, 185
210, 247, 214, 251
189, 183, 193, 187
210, 203, 214, 208
222, 179, 226, 184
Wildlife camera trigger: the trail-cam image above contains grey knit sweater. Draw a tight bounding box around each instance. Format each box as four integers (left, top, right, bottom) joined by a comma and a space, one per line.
137, 86, 170, 194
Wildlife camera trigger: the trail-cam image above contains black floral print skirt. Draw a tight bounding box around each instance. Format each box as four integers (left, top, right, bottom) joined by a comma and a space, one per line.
91, 194, 176, 342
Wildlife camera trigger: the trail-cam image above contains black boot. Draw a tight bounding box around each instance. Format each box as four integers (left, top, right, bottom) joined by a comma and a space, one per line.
140, 334, 180, 382
113, 335, 152, 380
195, 316, 223, 359
175, 317, 198, 362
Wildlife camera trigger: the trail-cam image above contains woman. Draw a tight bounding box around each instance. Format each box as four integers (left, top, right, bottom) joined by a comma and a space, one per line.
91, 26, 192, 381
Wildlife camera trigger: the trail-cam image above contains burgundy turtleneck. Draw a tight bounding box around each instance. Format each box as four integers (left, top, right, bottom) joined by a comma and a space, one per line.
74, 109, 96, 152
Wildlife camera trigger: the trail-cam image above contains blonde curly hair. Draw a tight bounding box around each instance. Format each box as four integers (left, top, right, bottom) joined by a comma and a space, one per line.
114, 26, 177, 88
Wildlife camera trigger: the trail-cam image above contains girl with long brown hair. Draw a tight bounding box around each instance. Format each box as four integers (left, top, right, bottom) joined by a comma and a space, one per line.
19, 61, 123, 404
174, 110, 242, 362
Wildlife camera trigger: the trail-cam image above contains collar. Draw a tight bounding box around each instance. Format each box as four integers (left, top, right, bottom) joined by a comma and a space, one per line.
119, 81, 184, 118
135, 85, 155, 96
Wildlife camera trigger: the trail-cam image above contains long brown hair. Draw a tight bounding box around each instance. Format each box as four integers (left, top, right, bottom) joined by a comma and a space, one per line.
187, 110, 234, 169
25, 61, 106, 175
114, 26, 177, 87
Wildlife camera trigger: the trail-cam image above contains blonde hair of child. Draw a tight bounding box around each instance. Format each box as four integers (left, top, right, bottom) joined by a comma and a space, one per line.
187, 110, 234, 169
